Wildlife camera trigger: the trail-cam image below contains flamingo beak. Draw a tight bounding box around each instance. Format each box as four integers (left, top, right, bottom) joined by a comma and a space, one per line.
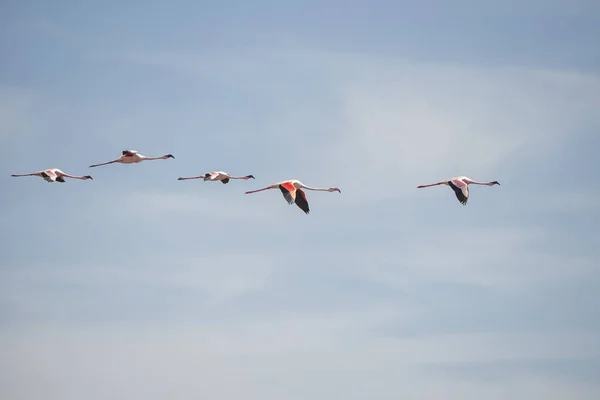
86, 175, 93, 180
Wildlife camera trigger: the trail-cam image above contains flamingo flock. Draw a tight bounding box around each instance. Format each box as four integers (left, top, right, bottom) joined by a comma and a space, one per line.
10, 149, 500, 213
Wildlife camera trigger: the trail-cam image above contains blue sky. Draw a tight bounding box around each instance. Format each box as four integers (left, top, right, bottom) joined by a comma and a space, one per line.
1, 1, 600, 399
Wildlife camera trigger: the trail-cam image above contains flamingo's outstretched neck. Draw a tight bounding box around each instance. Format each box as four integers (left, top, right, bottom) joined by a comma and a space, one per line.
143, 154, 175, 161
60, 173, 93, 180
464, 179, 500, 186
298, 183, 341, 193
11, 173, 36, 177
178, 176, 202, 181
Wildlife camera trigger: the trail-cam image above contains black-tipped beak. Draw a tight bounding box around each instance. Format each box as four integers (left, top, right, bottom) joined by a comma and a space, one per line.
168, 154, 175, 159
86, 175, 93, 180
248, 175, 255, 179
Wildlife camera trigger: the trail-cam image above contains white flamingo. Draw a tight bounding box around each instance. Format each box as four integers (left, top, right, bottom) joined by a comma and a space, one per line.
417, 176, 500, 205
89, 150, 174, 168
11, 168, 93, 183
245, 179, 341, 214
178, 171, 255, 184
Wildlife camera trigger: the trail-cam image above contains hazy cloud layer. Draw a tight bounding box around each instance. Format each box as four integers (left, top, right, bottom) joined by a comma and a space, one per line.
1, 1, 599, 399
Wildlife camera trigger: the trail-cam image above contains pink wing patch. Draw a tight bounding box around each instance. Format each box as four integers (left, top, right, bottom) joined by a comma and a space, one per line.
451, 179, 467, 188
280, 181, 297, 197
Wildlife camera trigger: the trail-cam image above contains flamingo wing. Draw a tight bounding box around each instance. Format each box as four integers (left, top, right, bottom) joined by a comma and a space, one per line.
294, 188, 310, 214
40, 170, 57, 182
278, 182, 297, 205
451, 178, 467, 188
448, 180, 469, 205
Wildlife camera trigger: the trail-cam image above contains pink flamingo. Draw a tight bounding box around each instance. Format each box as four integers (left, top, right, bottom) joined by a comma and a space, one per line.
89, 150, 174, 168
178, 171, 255, 184
245, 179, 341, 214
417, 176, 499, 205
11, 168, 93, 183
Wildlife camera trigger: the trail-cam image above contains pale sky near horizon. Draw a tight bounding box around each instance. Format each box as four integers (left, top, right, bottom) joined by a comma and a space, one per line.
1, 1, 600, 399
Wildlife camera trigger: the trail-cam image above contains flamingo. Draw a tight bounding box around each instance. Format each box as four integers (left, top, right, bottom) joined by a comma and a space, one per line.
89, 150, 174, 168
417, 176, 500, 205
11, 168, 93, 183
177, 171, 255, 184
245, 180, 341, 214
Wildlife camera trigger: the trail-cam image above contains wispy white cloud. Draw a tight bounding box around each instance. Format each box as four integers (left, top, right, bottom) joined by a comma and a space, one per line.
298, 223, 598, 294
322, 63, 600, 198
1, 320, 598, 400
113, 48, 600, 205
117, 189, 274, 221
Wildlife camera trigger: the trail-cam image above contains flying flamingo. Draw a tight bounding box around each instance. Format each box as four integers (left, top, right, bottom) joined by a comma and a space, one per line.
177, 171, 255, 184
417, 176, 500, 205
89, 150, 174, 168
245, 179, 341, 214
11, 168, 93, 183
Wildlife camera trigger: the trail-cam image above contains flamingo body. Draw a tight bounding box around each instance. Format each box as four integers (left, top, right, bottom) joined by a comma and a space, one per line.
245, 179, 341, 214
11, 168, 93, 183
417, 176, 499, 205
177, 171, 254, 184
89, 150, 174, 168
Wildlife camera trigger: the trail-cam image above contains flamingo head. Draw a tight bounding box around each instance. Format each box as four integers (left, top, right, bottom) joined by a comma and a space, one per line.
245, 175, 255, 179
491, 181, 500, 185
84, 175, 93, 180
165, 154, 175, 159
329, 187, 341, 193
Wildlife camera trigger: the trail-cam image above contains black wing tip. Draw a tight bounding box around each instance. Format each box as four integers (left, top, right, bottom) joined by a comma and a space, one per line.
297, 204, 310, 214
294, 189, 310, 214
